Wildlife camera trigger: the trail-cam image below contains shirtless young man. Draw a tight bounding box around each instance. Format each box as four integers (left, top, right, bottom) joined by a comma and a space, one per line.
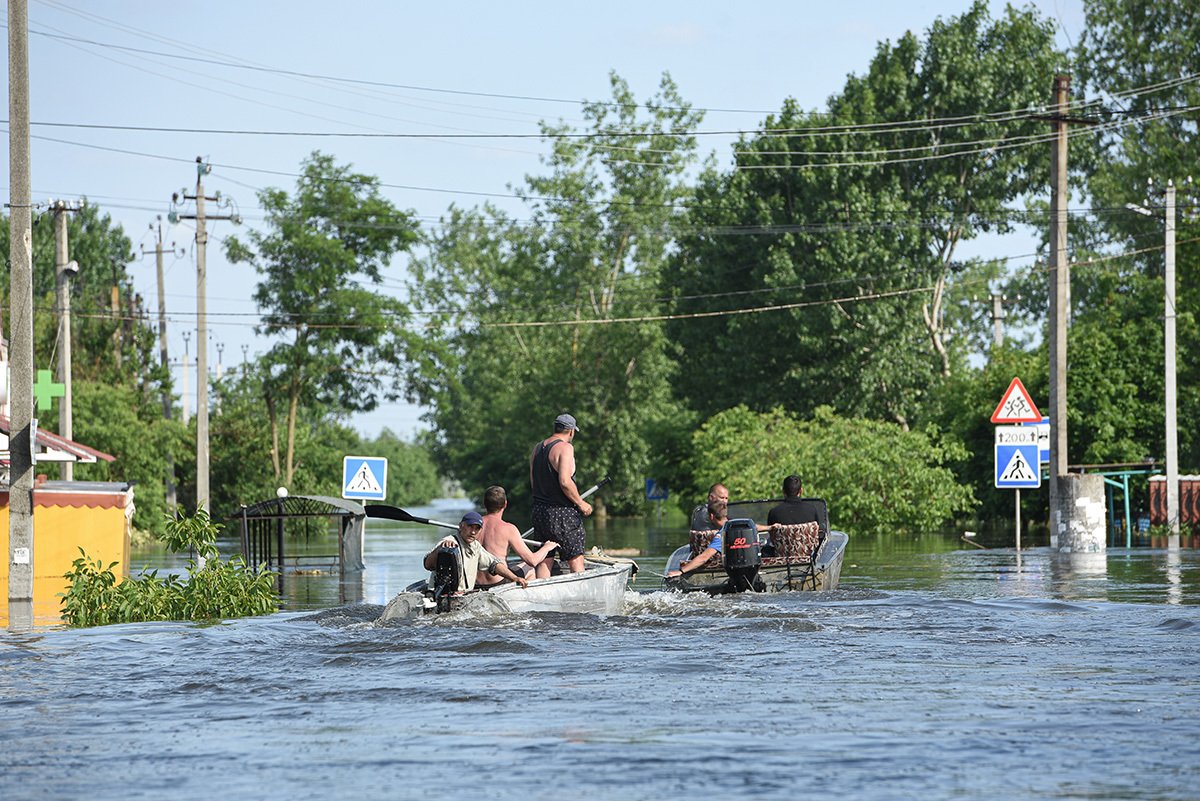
476, 485, 557, 586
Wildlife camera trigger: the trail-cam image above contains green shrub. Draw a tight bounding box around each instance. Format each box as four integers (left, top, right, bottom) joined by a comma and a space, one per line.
689, 405, 978, 535
59, 507, 278, 627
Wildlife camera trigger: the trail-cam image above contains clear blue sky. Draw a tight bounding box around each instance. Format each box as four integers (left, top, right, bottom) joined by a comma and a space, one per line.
4, 0, 1085, 439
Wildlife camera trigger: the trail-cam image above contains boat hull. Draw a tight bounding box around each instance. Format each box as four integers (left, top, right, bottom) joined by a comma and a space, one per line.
381, 559, 633, 620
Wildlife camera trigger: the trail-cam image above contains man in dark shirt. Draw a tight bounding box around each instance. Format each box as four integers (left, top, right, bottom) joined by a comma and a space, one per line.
689, 482, 729, 531
767, 474, 822, 527
529, 413, 593, 573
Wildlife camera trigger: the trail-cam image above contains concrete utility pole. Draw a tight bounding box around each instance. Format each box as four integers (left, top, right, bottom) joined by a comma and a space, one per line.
1164, 181, 1179, 547
170, 158, 239, 512
52, 201, 81, 480
1047, 74, 1071, 546
1127, 178, 1187, 548
8, 0, 34, 632
140, 217, 179, 508
181, 331, 191, 426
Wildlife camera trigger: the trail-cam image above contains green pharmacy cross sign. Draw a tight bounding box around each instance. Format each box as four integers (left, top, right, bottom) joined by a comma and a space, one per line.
34, 369, 66, 411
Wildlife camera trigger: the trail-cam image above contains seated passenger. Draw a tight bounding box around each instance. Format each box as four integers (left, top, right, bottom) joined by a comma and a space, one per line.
768, 474, 822, 527
424, 511, 528, 591
476, 485, 557, 585
670, 500, 728, 577
688, 483, 729, 531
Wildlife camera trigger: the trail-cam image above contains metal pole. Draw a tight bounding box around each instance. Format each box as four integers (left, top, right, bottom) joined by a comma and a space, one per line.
1015, 489, 1021, 552
1164, 181, 1179, 548
1048, 75, 1071, 545
195, 160, 210, 513
53, 202, 74, 481
8, 0, 34, 632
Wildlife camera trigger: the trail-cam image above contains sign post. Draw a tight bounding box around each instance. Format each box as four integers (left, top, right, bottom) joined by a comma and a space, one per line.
995, 424, 1040, 551
645, 478, 668, 527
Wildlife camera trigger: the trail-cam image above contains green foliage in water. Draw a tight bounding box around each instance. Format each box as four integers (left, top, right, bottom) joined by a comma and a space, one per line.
689, 405, 977, 535
59, 508, 278, 628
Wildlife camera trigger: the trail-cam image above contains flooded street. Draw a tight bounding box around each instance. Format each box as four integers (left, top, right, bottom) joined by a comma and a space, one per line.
2, 501, 1199, 800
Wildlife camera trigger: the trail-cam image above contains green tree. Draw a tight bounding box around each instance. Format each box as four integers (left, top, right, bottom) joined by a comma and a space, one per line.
208, 364, 363, 511
689, 405, 976, 534
225, 152, 419, 487
406, 73, 702, 514
1076, 0, 1200, 470
665, 2, 1067, 429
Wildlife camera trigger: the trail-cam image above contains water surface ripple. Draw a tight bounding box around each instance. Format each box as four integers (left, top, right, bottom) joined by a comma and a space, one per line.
2, 542, 1199, 800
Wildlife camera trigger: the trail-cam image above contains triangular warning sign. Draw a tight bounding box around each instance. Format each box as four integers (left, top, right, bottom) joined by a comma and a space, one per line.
990, 377, 1042, 423
1000, 449, 1038, 482
347, 462, 382, 494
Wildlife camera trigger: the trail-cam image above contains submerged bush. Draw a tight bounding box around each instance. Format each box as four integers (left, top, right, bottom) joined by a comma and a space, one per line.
60, 508, 278, 627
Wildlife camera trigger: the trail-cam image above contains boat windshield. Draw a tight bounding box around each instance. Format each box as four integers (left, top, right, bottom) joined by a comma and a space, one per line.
725, 497, 829, 534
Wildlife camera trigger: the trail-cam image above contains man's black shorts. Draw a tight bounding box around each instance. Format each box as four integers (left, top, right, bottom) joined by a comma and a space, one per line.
530, 504, 586, 559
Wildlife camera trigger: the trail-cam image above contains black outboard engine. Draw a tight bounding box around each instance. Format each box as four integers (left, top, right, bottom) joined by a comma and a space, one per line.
722, 518, 764, 592
431, 544, 463, 613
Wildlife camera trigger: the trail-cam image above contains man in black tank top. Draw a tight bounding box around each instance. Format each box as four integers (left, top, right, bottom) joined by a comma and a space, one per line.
529, 413, 593, 573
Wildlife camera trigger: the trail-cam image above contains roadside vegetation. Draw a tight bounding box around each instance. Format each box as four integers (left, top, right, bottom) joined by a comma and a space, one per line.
59, 509, 277, 627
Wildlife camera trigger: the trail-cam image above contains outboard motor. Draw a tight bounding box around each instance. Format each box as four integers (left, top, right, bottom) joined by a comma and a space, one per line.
722, 518, 763, 592
431, 544, 463, 613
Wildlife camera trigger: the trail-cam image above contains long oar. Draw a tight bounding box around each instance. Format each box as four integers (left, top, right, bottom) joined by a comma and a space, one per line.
519, 476, 612, 539
363, 504, 458, 531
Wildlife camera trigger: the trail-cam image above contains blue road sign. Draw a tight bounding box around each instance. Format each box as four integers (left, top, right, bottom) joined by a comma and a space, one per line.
1022, 416, 1050, 464
343, 456, 388, 500
645, 478, 669, 501
995, 426, 1040, 489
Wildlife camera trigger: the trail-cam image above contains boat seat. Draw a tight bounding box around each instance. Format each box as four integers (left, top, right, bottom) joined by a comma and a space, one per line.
767, 522, 822, 560
688, 530, 723, 568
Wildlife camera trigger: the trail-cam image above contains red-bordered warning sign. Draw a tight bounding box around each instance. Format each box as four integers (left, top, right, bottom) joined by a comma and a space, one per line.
990, 377, 1042, 423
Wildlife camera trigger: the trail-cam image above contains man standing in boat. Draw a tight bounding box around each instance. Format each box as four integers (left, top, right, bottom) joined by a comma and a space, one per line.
529, 413, 592, 574
477, 485, 558, 585
424, 511, 529, 591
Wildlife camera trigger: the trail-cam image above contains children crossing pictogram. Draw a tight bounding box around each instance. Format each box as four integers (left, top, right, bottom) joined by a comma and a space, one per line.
990, 377, 1042, 423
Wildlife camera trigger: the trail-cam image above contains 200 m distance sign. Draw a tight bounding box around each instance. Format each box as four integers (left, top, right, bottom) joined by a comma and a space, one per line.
994, 426, 1040, 489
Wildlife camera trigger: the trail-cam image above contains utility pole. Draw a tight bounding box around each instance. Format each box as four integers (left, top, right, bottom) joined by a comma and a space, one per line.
8, 0, 34, 632
140, 217, 180, 508
181, 330, 191, 426
1047, 74, 1071, 545
1164, 181, 1179, 547
1126, 177, 1190, 548
170, 157, 239, 512
52, 200, 81, 480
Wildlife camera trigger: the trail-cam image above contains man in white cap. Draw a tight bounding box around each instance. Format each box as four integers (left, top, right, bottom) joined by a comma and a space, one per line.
529, 412, 593, 573
423, 511, 529, 591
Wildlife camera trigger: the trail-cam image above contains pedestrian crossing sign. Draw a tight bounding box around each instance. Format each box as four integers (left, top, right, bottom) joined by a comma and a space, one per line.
342, 456, 388, 500
994, 426, 1040, 489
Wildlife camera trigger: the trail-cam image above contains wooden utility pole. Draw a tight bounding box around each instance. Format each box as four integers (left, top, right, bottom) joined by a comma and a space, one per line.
52, 200, 81, 480
8, 0, 34, 632
140, 217, 178, 508
1047, 74, 1071, 545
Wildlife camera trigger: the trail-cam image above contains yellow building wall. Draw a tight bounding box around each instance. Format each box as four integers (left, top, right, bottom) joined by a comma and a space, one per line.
0, 501, 131, 627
